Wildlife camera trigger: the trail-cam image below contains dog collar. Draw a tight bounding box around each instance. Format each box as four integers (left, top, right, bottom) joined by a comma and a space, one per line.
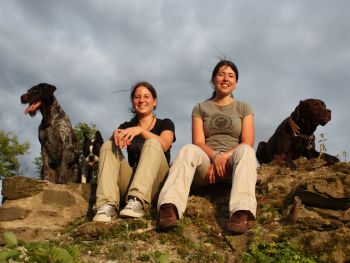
288, 117, 315, 149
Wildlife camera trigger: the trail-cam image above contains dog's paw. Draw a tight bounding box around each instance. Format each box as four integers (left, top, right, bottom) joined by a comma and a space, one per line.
286, 161, 297, 170
323, 154, 340, 165
81, 174, 87, 184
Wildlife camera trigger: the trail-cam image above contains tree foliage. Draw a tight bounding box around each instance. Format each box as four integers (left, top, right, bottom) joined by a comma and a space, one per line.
33, 156, 43, 179
73, 122, 97, 148
0, 130, 30, 179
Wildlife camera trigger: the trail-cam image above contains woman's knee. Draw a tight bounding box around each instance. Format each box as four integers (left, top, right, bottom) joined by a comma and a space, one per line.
100, 140, 113, 152
143, 138, 162, 150
234, 144, 256, 160
179, 144, 200, 155
176, 144, 208, 166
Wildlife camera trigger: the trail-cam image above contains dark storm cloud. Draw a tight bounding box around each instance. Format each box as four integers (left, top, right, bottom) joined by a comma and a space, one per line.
1, 0, 349, 177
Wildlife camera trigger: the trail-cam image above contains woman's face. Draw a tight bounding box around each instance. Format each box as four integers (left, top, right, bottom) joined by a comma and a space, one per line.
132, 86, 157, 117
213, 65, 237, 97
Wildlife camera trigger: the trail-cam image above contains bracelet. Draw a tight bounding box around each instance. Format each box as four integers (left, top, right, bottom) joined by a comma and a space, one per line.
212, 151, 223, 161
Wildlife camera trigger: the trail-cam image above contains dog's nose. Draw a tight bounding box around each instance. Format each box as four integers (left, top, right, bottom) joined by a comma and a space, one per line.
20, 94, 28, 103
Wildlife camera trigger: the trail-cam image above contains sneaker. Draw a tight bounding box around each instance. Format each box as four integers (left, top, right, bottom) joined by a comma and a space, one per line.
119, 196, 145, 218
226, 210, 249, 234
157, 203, 178, 231
93, 204, 117, 222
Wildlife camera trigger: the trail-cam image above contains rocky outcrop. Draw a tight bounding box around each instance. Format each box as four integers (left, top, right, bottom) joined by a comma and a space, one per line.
0, 176, 95, 243
0, 160, 349, 262
256, 159, 350, 263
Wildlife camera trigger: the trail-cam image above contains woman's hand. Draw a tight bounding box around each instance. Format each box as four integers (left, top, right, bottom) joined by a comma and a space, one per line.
114, 127, 143, 148
212, 152, 230, 179
206, 164, 217, 184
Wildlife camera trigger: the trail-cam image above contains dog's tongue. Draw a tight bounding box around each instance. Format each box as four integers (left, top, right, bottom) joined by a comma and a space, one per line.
24, 101, 42, 114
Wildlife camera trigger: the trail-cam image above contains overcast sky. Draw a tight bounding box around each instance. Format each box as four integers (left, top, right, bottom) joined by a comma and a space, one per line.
1, 0, 349, 177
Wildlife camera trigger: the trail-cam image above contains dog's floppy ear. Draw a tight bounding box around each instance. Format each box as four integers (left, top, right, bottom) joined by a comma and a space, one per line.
39, 83, 56, 100
291, 100, 303, 120
95, 130, 103, 142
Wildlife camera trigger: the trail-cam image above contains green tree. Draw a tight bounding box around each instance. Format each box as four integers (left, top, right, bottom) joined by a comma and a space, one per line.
73, 122, 97, 159
33, 156, 43, 179
0, 130, 30, 179
73, 122, 97, 150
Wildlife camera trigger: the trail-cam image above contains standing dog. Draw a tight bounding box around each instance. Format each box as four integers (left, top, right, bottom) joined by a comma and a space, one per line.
256, 99, 339, 169
81, 130, 104, 183
20, 83, 80, 183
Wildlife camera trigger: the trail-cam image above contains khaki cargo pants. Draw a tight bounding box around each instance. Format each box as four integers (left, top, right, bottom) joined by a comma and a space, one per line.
158, 144, 257, 219
94, 138, 169, 211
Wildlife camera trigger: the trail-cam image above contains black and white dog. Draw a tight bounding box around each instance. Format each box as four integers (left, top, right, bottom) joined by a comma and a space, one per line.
20, 83, 80, 183
81, 130, 104, 183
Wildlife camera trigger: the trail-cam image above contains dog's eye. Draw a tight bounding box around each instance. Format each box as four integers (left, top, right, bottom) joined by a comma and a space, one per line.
30, 87, 39, 93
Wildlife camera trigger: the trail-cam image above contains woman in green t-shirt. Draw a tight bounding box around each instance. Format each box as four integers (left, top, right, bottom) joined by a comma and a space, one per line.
157, 60, 257, 235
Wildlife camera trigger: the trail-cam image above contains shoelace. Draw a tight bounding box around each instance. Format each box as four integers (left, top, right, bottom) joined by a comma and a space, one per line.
97, 204, 113, 215
125, 197, 141, 210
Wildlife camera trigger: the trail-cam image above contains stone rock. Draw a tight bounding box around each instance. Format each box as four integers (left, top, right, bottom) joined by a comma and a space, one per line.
257, 160, 350, 262
2, 176, 48, 201
0, 176, 95, 243
295, 174, 350, 210
72, 221, 111, 241
182, 225, 199, 243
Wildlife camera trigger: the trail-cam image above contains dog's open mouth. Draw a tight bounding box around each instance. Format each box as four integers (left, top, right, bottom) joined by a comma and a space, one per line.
24, 101, 42, 116
87, 161, 98, 168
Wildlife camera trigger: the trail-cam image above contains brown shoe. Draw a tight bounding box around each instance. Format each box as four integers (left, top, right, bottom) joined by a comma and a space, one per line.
157, 203, 178, 231
226, 210, 249, 235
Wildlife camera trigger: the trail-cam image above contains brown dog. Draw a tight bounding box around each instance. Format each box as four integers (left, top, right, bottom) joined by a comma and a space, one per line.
256, 99, 339, 169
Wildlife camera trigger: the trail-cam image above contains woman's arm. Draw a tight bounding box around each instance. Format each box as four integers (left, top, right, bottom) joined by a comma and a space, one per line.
195, 114, 255, 179
115, 126, 174, 152
192, 116, 221, 183
224, 114, 255, 156
212, 114, 254, 177
192, 116, 218, 159
139, 128, 174, 152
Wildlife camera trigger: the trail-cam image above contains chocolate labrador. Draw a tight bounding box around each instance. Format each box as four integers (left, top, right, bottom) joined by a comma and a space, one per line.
256, 99, 339, 169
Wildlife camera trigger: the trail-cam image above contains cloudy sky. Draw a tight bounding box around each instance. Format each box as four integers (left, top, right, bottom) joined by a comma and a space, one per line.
1, 0, 349, 177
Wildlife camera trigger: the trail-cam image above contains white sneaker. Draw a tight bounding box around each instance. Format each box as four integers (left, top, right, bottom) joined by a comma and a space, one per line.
93, 204, 117, 222
119, 196, 145, 218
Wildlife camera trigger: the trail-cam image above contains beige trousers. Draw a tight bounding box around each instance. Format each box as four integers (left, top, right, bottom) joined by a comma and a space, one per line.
158, 144, 257, 219
94, 138, 169, 211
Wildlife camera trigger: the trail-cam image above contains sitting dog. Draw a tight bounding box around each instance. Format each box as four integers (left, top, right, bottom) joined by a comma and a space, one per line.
20, 83, 80, 183
256, 99, 339, 169
81, 130, 104, 183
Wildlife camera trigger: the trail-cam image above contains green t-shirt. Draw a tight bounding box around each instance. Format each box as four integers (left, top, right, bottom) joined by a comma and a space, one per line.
192, 99, 253, 152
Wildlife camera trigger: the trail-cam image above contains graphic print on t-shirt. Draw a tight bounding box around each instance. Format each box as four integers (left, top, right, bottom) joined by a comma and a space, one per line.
210, 113, 232, 133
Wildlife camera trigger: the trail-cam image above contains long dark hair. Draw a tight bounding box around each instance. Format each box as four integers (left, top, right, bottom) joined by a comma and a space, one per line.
209, 60, 239, 99
130, 81, 157, 115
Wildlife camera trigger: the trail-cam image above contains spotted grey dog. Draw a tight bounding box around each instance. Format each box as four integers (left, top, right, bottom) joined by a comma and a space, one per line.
21, 83, 80, 183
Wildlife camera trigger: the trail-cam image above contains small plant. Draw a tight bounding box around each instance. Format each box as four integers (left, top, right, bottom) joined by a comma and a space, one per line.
0, 232, 80, 263
151, 250, 169, 263
0, 232, 20, 262
318, 133, 328, 158
342, 150, 347, 162
241, 240, 317, 263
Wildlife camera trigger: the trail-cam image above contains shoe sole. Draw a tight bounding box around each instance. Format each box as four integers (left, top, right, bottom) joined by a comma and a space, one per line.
93, 215, 113, 222
156, 223, 177, 232
119, 209, 145, 218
